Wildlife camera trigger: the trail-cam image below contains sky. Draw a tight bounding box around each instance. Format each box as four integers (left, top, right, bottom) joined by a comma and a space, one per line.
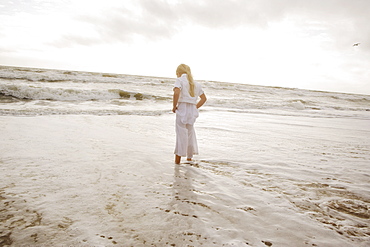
0, 0, 369, 95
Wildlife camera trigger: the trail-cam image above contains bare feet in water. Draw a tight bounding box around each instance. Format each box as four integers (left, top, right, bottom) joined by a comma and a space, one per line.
175, 155, 181, 164
175, 156, 192, 164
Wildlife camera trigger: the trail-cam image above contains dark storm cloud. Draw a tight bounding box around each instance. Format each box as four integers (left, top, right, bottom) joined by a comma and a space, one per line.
52, 0, 370, 51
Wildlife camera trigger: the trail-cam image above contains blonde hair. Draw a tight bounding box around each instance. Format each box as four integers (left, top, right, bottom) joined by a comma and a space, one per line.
176, 64, 195, 97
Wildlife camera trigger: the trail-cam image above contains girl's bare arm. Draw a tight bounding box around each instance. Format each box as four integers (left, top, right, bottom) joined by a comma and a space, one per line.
172, 87, 180, 113
197, 93, 207, 109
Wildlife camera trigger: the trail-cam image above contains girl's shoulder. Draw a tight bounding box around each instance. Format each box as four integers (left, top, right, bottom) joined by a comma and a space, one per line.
176, 75, 187, 83
181, 75, 189, 82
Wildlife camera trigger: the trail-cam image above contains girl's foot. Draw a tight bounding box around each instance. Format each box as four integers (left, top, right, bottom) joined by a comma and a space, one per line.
175, 155, 181, 164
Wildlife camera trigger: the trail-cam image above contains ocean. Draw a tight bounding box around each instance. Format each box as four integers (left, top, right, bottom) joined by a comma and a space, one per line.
1, 65, 369, 246
1, 65, 369, 118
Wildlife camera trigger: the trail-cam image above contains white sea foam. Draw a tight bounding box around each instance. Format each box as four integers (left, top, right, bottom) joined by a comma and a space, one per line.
290, 100, 305, 110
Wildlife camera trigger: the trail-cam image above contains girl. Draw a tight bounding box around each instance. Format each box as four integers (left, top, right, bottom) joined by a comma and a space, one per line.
172, 64, 207, 164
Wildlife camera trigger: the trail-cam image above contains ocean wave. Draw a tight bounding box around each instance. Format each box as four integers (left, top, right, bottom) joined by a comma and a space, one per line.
0, 108, 170, 116
207, 97, 369, 113
1, 66, 370, 118
0, 66, 171, 85
0, 75, 69, 83
0, 84, 170, 101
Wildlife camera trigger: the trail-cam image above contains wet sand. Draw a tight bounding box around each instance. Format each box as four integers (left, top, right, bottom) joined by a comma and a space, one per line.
1, 113, 369, 246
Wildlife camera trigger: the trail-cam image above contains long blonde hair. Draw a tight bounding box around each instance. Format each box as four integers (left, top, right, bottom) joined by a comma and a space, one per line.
176, 64, 195, 97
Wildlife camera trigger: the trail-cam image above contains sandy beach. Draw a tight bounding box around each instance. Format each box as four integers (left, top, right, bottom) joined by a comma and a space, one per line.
1, 111, 369, 246
1, 66, 369, 246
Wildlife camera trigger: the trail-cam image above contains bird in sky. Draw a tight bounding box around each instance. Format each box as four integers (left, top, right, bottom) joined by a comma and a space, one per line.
353, 43, 360, 46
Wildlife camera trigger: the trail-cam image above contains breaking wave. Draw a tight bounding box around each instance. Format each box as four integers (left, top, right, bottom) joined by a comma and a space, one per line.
0, 84, 170, 101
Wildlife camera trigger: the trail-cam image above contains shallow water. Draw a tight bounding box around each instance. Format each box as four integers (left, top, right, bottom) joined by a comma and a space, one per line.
1, 66, 370, 246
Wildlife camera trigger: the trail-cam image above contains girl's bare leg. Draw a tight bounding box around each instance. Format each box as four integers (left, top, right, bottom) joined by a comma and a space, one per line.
175, 155, 181, 164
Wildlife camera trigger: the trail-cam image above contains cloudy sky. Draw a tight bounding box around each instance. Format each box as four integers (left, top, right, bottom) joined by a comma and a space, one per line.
1, 0, 369, 94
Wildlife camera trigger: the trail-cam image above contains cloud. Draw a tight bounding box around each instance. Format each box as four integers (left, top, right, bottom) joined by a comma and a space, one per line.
178, 0, 287, 28
51, 0, 181, 47
47, 0, 370, 52
95, 1, 179, 41
176, 0, 370, 51
54, 0, 280, 46
286, 0, 370, 51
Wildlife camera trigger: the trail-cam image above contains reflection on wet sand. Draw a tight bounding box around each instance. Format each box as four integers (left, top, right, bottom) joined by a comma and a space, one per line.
159, 163, 212, 245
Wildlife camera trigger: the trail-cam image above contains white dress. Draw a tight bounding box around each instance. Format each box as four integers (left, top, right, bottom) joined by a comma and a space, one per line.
174, 74, 204, 158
